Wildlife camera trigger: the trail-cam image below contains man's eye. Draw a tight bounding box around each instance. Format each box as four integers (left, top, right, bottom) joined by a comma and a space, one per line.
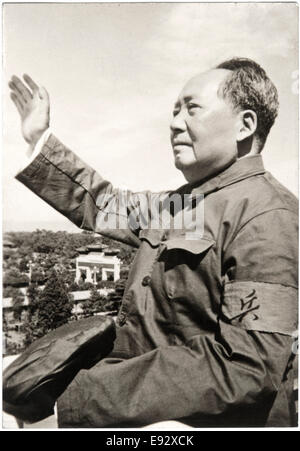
173, 109, 180, 117
187, 103, 200, 111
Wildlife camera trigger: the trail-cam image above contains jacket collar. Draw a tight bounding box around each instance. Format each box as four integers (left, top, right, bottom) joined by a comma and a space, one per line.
182, 154, 266, 196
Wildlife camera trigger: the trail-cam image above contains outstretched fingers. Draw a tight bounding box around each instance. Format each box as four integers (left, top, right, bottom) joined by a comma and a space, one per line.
23, 74, 48, 101
8, 73, 50, 145
10, 92, 24, 116
10, 75, 32, 103
23, 74, 39, 92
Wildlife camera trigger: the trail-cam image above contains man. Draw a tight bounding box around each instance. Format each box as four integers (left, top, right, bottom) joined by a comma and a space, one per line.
8, 58, 298, 427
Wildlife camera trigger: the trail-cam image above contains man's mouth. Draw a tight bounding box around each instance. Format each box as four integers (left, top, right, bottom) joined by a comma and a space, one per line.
172, 142, 192, 154
172, 141, 191, 148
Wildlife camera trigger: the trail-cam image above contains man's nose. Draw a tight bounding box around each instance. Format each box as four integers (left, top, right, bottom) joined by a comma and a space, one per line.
170, 111, 187, 133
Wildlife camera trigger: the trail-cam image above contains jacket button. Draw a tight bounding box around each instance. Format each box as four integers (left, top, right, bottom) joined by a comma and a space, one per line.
142, 275, 151, 286
118, 312, 127, 326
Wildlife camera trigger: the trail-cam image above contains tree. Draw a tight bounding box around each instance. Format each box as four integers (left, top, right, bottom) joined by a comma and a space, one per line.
3, 286, 22, 298
23, 311, 44, 346
81, 287, 108, 317
31, 269, 46, 285
34, 270, 73, 336
105, 280, 126, 314
92, 291, 107, 315
77, 281, 95, 291
81, 286, 98, 317
105, 292, 122, 313
3, 268, 29, 287
11, 289, 25, 321
59, 268, 75, 287
3, 314, 9, 334
26, 283, 40, 319
43, 254, 59, 273
19, 257, 30, 272
115, 279, 126, 297
96, 280, 115, 289
81, 300, 94, 318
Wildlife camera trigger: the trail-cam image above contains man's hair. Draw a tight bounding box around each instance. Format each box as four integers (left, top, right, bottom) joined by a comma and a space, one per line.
216, 57, 279, 150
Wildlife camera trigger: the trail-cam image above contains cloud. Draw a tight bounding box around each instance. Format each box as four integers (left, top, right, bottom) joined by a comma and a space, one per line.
144, 3, 297, 76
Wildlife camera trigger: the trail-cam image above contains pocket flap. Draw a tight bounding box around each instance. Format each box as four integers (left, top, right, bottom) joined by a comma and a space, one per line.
164, 237, 215, 254
139, 230, 163, 247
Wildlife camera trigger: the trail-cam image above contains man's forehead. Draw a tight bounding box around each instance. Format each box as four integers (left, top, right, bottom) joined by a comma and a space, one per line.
177, 68, 230, 102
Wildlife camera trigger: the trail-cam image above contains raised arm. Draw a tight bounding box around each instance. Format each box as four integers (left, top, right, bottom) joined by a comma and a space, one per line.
9, 75, 165, 247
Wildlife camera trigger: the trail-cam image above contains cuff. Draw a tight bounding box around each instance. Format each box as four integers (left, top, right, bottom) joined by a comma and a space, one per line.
17, 128, 52, 173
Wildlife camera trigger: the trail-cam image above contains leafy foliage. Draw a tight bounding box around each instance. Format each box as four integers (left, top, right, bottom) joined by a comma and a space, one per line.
3, 268, 29, 287
3, 285, 22, 298
31, 269, 46, 285
6, 230, 97, 259
3, 229, 135, 351
26, 283, 40, 318
104, 279, 126, 313
96, 280, 116, 289
81, 287, 108, 317
11, 289, 25, 321
32, 270, 73, 337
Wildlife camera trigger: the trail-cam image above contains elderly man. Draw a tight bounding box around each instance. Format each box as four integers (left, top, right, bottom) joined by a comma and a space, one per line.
9, 58, 298, 428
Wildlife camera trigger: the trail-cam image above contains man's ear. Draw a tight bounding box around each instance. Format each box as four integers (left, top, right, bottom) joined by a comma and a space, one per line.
236, 110, 257, 142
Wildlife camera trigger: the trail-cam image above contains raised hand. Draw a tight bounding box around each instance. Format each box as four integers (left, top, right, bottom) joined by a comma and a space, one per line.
9, 74, 50, 147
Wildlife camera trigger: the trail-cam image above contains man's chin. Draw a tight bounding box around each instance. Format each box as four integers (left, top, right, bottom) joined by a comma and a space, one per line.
174, 156, 194, 172
174, 160, 182, 170
174, 156, 186, 170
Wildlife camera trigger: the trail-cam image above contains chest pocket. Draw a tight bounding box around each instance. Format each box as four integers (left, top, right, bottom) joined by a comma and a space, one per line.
159, 237, 215, 299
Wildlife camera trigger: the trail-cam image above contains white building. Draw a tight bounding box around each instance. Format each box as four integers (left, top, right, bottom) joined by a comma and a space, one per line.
75, 244, 121, 283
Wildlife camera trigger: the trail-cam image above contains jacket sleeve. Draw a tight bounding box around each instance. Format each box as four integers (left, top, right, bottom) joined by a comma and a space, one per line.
57, 208, 298, 428
15, 133, 166, 248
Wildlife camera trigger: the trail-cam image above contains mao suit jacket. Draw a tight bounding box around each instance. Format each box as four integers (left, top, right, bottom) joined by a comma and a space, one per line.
16, 134, 298, 428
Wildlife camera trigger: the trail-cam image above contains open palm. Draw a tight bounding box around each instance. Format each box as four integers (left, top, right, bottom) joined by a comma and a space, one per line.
9, 74, 50, 146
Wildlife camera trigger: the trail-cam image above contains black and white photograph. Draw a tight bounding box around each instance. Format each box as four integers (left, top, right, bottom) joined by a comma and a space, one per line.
2, 2, 299, 431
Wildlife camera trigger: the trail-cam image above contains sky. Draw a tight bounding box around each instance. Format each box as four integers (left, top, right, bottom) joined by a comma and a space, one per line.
2, 2, 299, 232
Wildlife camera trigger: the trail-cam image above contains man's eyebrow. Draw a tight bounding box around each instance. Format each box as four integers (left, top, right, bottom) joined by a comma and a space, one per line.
174, 95, 197, 109
183, 95, 194, 103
